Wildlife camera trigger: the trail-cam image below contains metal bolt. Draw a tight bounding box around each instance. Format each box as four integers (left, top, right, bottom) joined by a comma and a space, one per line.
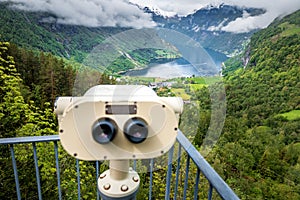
121, 185, 129, 192
103, 183, 111, 190
100, 173, 106, 179
132, 176, 139, 182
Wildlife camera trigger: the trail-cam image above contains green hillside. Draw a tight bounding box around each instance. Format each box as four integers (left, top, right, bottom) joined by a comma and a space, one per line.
0, 2, 120, 62
0, 2, 178, 73
195, 10, 300, 199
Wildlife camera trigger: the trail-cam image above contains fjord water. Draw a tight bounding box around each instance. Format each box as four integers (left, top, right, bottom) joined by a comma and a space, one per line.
123, 57, 224, 79
123, 59, 199, 78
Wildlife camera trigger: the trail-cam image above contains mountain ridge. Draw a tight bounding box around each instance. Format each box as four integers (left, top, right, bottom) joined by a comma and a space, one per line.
144, 4, 266, 55
0, 2, 263, 64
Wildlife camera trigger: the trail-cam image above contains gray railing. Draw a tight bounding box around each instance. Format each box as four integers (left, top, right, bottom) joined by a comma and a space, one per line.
0, 131, 239, 200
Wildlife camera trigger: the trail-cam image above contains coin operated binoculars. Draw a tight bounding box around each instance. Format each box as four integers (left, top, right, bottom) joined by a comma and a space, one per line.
55, 85, 183, 200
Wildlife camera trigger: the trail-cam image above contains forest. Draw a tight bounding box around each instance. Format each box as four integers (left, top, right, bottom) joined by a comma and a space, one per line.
198, 10, 300, 199
0, 7, 300, 200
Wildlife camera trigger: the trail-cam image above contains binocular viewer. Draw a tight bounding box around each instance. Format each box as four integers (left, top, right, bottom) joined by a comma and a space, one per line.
55, 85, 183, 161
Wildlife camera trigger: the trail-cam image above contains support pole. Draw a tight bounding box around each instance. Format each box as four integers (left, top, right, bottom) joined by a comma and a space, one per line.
98, 160, 140, 200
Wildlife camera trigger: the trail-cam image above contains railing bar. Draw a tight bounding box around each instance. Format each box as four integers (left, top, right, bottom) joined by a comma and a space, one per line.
174, 144, 182, 200
76, 159, 81, 200
133, 159, 137, 170
0, 135, 60, 145
183, 155, 190, 200
33, 142, 42, 200
96, 161, 100, 200
177, 130, 239, 200
165, 145, 174, 200
193, 168, 201, 200
149, 158, 154, 200
10, 145, 21, 200
208, 183, 213, 200
54, 141, 62, 200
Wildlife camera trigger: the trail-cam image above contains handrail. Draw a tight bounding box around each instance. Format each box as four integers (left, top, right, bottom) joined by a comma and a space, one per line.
176, 130, 240, 200
0, 135, 60, 145
0, 132, 239, 200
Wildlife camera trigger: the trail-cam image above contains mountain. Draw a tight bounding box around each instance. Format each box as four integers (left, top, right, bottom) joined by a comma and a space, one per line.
0, 2, 129, 63
143, 4, 266, 56
196, 9, 300, 199
0, 2, 264, 70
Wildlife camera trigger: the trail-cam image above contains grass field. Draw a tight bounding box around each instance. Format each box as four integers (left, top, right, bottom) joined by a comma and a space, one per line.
278, 110, 300, 121
189, 84, 206, 91
171, 88, 190, 100
187, 76, 222, 85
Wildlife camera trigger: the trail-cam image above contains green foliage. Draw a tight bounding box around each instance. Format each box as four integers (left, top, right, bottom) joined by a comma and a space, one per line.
195, 10, 300, 199
277, 110, 300, 121
222, 55, 244, 76
0, 2, 109, 62
0, 41, 115, 199
0, 41, 59, 199
4, 43, 77, 107
0, 42, 28, 137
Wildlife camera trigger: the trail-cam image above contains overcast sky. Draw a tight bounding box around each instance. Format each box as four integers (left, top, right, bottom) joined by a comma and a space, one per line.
2, 0, 300, 32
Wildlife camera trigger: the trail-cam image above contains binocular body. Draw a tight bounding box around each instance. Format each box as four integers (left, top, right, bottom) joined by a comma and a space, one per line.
55, 85, 183, 161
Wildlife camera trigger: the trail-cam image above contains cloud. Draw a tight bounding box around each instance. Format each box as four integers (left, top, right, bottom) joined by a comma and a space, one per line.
207, 18, 229, 32
130, 0, 207, 17
2, 0, 300, 31
2, 0, 156, 28
130, 0, 300, 33
218, 0, 300, 33
220, 12, 272, 33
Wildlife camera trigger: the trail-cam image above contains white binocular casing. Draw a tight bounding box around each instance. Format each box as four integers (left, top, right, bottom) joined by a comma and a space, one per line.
55, 85, 183, 161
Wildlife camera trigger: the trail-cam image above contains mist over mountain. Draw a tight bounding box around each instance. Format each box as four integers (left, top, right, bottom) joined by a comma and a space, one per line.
143, 4, 266, 56
0, 2, 264, 67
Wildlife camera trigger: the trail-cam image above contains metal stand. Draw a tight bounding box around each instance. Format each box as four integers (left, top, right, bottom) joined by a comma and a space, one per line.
98, 160, 140, 200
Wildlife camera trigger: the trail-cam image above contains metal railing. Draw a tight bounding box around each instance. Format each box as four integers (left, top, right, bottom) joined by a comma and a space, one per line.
0, 131, 239, 200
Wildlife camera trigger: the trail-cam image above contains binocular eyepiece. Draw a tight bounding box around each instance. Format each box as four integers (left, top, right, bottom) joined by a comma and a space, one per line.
92, 117, 148, 144
92, 118, 118, 144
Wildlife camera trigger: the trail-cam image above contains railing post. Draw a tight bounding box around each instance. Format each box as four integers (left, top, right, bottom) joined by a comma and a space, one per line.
193, 168, 200, 200
10, 145, 21, 200
76, 159, 81, 200
33, 142, 42, 200
165, 145, 174, 200
183, 155, 190, 200
149, 158, 154, 200
54, 141, 62, 200
174, 144, 182, 200
96, 161, 100, 200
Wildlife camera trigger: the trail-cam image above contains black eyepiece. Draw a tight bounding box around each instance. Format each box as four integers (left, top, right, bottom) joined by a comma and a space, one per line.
92, 118, 117, 144
124, 118, 148, 144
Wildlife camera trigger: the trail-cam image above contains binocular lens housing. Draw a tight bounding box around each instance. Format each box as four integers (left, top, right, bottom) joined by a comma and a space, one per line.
92, 118, 117, 144
92, 117, 148, 144
124, 118, 148, 144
